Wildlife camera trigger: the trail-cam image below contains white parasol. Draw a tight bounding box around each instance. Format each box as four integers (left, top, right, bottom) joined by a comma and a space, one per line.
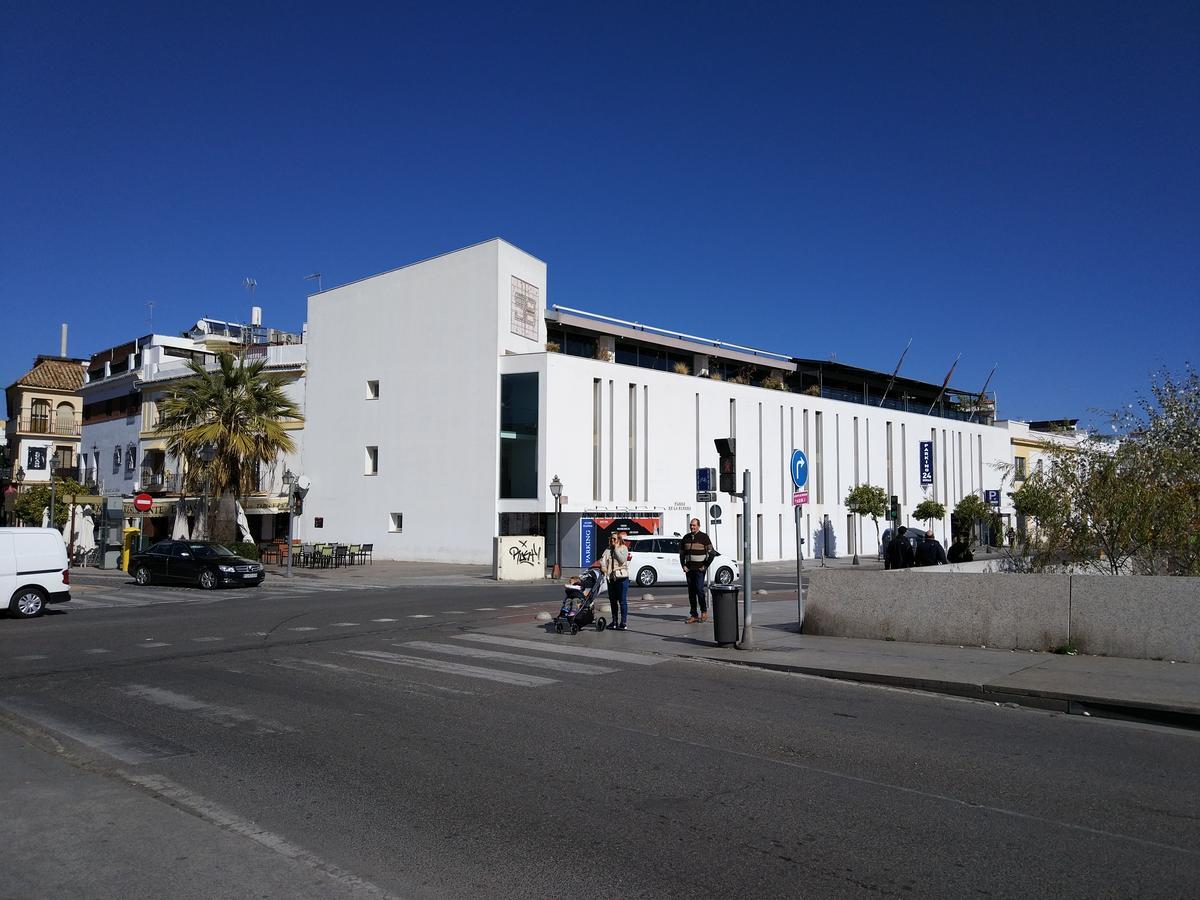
235, 502, 253, 543
42, 506, 50, 528
77, 507, 97, 554
171, 502, 191, 540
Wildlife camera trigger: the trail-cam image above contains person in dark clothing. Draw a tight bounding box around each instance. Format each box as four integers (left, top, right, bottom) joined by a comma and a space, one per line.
915, 529, 948, 566
948, 536, 974, 564
881, 528, 893, 570
679, 518, 715, 623
886, 526, 915, 569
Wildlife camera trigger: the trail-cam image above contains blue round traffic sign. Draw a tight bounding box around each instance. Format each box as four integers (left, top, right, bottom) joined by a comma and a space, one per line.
790, 450, 809, 488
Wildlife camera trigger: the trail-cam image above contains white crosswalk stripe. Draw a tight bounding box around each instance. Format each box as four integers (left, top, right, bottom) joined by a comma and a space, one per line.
400, 641, 617, 675
455, 633, 664, 665
341, 650, 558, 687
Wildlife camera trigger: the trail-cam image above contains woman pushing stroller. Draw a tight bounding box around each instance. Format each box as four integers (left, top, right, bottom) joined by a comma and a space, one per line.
599, 530, 630, 630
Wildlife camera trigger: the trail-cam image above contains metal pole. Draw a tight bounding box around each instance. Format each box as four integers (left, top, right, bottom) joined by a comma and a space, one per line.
552, 497, 561, 579
49, 477, 56, 529
286, 482, 295, 578
737, 469, 755, 650
795, 503, 804, 632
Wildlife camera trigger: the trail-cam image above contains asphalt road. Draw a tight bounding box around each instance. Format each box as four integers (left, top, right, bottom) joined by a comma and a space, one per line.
3, 580, 1198, 898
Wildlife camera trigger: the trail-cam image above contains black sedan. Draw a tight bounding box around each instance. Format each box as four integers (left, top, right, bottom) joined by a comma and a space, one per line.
130, 540, 265, 589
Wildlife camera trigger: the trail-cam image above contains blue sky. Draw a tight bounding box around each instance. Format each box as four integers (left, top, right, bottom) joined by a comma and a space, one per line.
3, 1, 1197, 425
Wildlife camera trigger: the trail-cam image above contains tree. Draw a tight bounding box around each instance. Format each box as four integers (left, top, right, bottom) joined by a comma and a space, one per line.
912, 499, 945, 530
14, 478, 88, 529
155, 352, 302, 545
953, 493, 997, 548
845, 484, 888, 565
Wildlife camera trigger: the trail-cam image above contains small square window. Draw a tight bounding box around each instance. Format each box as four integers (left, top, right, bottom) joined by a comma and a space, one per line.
389, 512, 403, 533
313, 517, 324, 529
365, 446, 378, 475
367, 380, 379, 399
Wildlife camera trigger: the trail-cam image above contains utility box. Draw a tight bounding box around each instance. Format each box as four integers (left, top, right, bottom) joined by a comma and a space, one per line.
494, 535, 545, 581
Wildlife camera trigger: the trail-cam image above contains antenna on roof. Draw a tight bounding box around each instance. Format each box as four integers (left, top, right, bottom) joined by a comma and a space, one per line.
304, 272, 323, 293
969, 364, 998, 422
147, 300, 155, 331
243, 277, 257, 299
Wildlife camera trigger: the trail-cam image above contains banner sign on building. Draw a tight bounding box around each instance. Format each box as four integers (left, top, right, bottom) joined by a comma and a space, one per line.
579, 515, 660, 567
919, 441, 934, 486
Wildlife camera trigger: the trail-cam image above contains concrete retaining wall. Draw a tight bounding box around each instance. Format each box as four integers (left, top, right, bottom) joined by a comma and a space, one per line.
804, 570, 1200, 662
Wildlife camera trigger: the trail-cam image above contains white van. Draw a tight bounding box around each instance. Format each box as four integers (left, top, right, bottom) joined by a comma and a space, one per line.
0, 527, 71, 618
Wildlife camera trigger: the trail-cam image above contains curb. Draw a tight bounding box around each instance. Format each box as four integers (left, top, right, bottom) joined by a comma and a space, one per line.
679, 654, 1200, 731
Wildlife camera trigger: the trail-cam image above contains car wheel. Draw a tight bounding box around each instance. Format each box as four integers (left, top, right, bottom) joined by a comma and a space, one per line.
11, 587, 46, 619
198, 569, 218, 590
636, 567, 657, 587
714, 567, 734, 585
134, 566, 153, 586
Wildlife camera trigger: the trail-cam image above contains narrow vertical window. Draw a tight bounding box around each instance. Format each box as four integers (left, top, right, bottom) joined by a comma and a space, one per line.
758, 403, 764, 504
644, 386, 649, 502
365, 446, 378, 475
886, 422, 894, 498
592, 379, 601, 500
729, 398, 736, 438
756, 514, 763, 560
814, 412, 824, 504
628, 384, 637, 501
853, 416, 860, 484
366, 380, 379, 399
499, 372, 538, 498
608, 381, 614, 502
835, 414, 841, 503
901, 423, 908, 505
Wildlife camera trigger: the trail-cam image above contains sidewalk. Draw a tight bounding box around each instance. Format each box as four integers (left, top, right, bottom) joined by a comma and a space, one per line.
512, 596, 1200, 729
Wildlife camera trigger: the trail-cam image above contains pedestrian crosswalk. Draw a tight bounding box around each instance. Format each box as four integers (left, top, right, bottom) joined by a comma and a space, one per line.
67, 578, 396, 610
1, 633, 666, 762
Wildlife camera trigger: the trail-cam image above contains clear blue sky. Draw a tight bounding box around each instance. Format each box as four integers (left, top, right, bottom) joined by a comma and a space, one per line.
3, 2, 1197, 425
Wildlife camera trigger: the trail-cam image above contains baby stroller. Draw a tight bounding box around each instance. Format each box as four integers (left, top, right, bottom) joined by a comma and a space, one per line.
555, 568, 608, 635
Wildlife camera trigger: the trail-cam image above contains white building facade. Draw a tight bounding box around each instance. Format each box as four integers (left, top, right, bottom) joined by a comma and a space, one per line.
303, 239, 1015, 567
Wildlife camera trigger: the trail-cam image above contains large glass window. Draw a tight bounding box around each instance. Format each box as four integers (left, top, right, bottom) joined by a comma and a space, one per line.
500, 373, 538, 498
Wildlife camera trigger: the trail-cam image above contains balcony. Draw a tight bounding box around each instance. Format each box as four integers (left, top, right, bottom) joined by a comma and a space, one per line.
140, 469, 178, 493
17, 416, 80, 436
52, 466, 80, 481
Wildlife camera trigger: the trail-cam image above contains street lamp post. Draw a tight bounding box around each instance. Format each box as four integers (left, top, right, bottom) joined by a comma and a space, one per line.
549, 475, 563, 579
282, 468, 296, 579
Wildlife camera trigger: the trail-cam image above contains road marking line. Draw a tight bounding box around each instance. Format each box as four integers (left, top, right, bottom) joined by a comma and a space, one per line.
124, 685, 297, 733
408, 614, 433, 618
269, 658, 479, 696
139, 642, 171, 648
245, 631, 269, 637
289, 626, 318, 632
123, 773, 398, 899
455, 634, 664, 665
331, 622, 360, 627
371, 618, 397, 622
13, 654, 48, 660
84, 648, 111, 654
475, 607, 496, 611
191, 636, 223, 642
505, 604, 529, 608
341, 650, 558, 687
444, 610, 466, 615
400, 641, 617, 675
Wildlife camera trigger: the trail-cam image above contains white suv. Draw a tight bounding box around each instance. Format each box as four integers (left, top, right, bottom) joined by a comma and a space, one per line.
623, 534, 739, 588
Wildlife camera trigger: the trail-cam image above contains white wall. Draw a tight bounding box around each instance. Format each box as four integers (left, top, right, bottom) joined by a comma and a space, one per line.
303, 239, 546, 562
538, 351, 1013, 564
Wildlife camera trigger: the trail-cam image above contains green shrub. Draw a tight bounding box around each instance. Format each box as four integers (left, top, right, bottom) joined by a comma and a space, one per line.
229, 541, 260, 560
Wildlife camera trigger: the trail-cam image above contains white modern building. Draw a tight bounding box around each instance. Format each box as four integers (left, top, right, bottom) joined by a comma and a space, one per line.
303, 239, 1016, 568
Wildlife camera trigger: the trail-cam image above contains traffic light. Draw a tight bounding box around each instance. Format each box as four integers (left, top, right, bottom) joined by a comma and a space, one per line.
890, 495, 900, 523
714, 438, 737, 494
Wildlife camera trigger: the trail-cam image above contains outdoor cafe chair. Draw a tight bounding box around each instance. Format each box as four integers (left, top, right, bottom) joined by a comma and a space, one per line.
357, 543, 373, 565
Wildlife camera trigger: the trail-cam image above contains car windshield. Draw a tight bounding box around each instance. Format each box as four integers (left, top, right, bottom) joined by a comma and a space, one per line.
187, 543, 236, 559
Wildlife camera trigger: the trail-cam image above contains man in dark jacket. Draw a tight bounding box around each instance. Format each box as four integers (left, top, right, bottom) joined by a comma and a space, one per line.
915, 529, 948, 566
886, 526, 915, 569
679, 519, 715, 623
948, 535, 974, 563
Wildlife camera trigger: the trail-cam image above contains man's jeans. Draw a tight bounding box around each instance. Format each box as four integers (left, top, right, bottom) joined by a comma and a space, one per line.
686, 570, 708, 617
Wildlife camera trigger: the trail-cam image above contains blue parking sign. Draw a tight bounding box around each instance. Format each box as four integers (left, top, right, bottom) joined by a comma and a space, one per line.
919, 441, 934, 485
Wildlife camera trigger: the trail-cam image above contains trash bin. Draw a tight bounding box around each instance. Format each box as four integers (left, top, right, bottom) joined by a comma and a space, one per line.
709, 583, 740, 646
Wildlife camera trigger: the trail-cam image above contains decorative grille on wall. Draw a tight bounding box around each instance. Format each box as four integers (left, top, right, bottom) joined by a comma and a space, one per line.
510, 276, 539, 340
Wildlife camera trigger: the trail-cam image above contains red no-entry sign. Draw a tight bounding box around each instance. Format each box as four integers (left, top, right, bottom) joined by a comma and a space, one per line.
133, 492, 153, 512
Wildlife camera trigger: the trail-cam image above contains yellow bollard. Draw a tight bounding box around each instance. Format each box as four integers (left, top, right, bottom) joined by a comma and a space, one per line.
122, 527, 141, 571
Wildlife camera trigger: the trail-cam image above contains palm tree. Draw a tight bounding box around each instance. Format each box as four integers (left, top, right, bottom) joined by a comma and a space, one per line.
155, 352, 302, 544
